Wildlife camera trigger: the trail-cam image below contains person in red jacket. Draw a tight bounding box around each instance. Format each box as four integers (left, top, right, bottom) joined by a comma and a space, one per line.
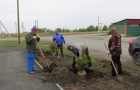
108, 28, 123, 77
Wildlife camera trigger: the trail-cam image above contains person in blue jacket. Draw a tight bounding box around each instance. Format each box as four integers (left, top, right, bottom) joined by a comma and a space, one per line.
52, 30, 65, 58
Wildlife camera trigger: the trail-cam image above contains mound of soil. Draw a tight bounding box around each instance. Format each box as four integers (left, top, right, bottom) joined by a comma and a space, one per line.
43, 62, 57, 72
40, 66, 104, 86
41, 66, 78, 85
36, 48, 52, 56
86, 69, 104, 79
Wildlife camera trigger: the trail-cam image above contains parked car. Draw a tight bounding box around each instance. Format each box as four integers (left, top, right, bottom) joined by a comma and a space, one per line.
129, 37, 140, 65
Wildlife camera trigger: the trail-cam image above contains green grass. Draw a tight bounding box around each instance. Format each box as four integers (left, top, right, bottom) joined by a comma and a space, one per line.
0, 40, 49, 47
122, 63, 136, 69
0, 31, 109, 39
124, 35, 139, 37
0, 40, 73, 56
0, 40, 26, 47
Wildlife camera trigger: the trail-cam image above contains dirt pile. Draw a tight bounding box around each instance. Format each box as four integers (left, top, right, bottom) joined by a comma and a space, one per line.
40, 66, 105, 86
41, 66, 78, 85
43, 62, 57, 72
36, 48, 52, 56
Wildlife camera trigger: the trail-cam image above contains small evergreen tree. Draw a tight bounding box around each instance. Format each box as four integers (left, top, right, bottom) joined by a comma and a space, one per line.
49, 42, 56, 53
75, 50, 90, 71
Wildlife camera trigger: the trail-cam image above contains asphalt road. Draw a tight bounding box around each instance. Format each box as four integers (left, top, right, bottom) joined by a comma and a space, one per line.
0, 48, 59, 90
41, 34, 133, 63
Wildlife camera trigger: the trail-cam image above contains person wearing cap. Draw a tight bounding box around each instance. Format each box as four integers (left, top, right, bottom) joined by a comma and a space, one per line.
52, 30, 65, 58
67, 43, 92, 70
107, 28, 123, 77
25, 26, 40, 74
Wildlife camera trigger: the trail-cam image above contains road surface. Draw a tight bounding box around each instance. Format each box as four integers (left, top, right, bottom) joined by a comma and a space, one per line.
0, 48, 59, 90
41, 34, 133, 63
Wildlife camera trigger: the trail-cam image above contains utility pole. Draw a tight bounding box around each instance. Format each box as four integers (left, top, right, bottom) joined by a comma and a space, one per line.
35, 21, 36, 27
98, 16, 99, 34
22, 22, 23, 33
15, 22, 17, 34
37, 19, 38, 28
17, 0, 20, 43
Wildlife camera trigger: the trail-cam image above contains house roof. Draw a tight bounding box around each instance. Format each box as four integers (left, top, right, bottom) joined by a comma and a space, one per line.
113, 19, 140, 25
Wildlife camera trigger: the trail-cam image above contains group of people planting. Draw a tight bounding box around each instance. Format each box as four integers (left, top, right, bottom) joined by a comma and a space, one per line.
25, 26, 123, 77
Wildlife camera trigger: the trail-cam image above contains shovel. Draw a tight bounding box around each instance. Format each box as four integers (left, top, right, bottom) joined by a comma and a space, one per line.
104, 42, 123, 82
35, 39, 50, 69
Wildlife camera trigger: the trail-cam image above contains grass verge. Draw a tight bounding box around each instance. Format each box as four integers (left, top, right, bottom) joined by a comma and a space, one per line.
0, 31, 109, 39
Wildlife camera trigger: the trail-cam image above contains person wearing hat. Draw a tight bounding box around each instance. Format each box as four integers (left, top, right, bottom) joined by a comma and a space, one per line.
25, 26, 40, 74
107, 28, 123, 77
52, 30, 65, 58
67, 43, 92, 70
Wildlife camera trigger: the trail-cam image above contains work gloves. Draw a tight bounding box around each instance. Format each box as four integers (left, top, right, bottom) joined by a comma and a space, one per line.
63, 41, 65, 44
33, 35, 40, 39
33, 36, 37, 39
107, 51, 110, 55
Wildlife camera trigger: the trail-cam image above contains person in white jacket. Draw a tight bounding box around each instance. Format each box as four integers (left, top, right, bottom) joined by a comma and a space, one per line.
67, 43, 92, 70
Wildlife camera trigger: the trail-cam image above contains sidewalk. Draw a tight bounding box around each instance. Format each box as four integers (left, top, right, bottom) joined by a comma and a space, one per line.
0, 48, 59, 90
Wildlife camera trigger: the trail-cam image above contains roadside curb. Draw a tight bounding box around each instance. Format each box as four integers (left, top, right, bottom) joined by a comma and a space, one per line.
35, 60, 43, 70
56, 84, 64, 90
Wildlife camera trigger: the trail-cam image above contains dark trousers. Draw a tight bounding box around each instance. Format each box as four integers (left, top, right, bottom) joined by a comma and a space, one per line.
111, 55, 123, 76
72, 48, 92, 68
56, 45, 64, 57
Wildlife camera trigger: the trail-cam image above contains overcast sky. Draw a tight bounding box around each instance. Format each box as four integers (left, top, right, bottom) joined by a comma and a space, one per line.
0, 0, 140, 33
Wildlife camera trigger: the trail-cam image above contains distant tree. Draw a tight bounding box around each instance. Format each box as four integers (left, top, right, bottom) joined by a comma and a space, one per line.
62, 28, 65, 32
109, 23, 113, 29
95, 26, 98, 31
38, 28, 45, 33
78, 28, 86, 32
73, 29, 78, 32
61, 28, 70, 32
102, 25, 108, 31
86, 25, 96, 31
56, 28, 62, 32
65, 29, 70, 32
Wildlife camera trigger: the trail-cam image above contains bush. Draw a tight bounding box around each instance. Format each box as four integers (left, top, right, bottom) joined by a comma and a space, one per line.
49, 42, 56, 53
38, 28, 45, 33
75, 50, 90, 71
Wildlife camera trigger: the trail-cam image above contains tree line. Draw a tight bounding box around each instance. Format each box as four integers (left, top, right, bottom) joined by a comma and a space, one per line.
38, 23, 113, 33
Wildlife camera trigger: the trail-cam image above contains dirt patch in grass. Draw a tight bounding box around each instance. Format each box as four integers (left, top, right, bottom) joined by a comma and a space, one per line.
35, 49, 140, 90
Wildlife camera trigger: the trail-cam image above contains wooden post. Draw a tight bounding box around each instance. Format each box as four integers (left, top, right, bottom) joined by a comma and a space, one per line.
17, 0, 20, 43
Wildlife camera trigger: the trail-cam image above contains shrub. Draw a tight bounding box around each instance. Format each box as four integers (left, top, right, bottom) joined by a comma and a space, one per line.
75, 50, 90, 71
49, 42, 56, 53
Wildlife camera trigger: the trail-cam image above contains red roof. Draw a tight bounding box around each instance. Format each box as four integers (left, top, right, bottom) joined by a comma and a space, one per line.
127, 19, 140, 24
